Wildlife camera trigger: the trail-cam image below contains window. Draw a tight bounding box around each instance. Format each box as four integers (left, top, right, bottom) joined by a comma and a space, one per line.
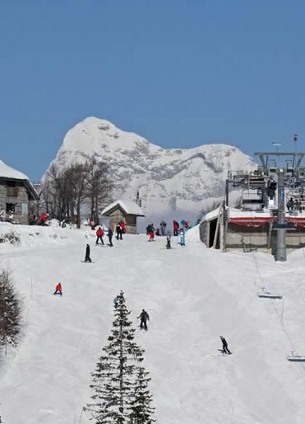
6, 185, 19, 197
21, 203, 28, 216
6, 203, 15, 213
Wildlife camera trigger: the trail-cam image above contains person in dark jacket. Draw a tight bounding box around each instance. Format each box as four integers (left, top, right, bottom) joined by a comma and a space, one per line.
113, 295, 120, 308
137, 309, 150, 331
116, 222, 123, 240
84, 244, 92, 262
166, 231, 172, 249
108, 227, 113, 247
220, 336, 231, 354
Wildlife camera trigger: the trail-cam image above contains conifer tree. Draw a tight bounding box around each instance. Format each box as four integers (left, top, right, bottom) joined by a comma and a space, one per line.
129, 367, 155, 424
0, 269, 22, 352
85, 291, 145, 423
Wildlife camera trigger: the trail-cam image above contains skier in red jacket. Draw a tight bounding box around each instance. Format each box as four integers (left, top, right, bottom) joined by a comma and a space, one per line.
54, 282, 62, 296
173, 220, 179, 236
96, 227, 104, 245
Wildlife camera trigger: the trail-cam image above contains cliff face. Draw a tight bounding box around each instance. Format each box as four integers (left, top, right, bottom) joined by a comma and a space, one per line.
45, 116, 257, 220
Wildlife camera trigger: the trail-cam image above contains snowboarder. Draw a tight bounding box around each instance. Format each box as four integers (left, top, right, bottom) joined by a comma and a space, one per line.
179, 228, 186, 246
96, 226, 104, 245
107, 227, 113, 247
166, 231, 171, 249
137, 309, 150, 331
54, 282, 62, 296
84, 244, 92, 262
220, 336, 231, 354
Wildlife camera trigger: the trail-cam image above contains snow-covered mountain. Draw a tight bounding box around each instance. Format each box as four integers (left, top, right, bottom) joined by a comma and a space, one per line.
45, 117, 257, 222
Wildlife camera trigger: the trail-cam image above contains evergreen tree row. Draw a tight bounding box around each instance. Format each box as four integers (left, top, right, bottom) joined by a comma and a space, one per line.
84, 291, 155, 423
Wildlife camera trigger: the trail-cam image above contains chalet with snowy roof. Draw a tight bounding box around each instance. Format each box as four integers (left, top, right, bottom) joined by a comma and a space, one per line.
101, 199, 145, 234
200, 151, 305, 259
0, 160, 38, 225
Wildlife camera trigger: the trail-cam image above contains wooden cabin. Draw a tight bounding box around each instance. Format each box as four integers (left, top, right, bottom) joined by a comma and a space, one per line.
0, 160, 38, 225
101, 199, 144, 234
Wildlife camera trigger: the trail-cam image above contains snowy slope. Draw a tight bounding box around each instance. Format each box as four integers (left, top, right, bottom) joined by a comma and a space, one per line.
1, 223, 305, 423
44, 117, 257, 222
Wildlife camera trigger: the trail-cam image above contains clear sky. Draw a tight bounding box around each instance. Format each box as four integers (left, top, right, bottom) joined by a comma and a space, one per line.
1, 0, 305, 181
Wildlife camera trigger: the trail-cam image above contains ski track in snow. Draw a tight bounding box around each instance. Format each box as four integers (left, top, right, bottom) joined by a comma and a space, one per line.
0, 224, 305, 423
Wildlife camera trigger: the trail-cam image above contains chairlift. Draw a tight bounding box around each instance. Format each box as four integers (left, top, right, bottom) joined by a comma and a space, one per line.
257, 288, 283, 299
287, 352, 305, 362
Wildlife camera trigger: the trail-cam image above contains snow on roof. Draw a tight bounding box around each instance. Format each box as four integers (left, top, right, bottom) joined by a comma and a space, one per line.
0, 160, 30, 181
102, 199, 145, 216
204, 206, 274, 222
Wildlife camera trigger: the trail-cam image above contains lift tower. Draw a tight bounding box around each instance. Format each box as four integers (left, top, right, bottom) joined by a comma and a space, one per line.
254, 151, 305, 261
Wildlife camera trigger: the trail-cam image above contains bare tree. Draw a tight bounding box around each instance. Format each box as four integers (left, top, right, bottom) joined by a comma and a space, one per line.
41, 157, 113, 227
83, 155, 113, 226
65, 163, 89, 228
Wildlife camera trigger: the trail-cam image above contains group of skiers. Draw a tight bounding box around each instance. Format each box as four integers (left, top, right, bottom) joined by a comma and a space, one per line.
55, 286, 231, 351
146, 220, 187, 248
95, 226, 114, 247
53, 217, 232, 354
113, 294, 231, 350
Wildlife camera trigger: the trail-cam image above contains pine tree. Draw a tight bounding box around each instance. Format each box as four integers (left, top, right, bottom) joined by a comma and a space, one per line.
85, 291, 145, 423
0, 269, 22, 352
129, 367, 155, 424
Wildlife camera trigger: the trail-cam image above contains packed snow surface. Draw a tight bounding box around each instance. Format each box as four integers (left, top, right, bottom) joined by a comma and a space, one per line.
1, 222, 305, 423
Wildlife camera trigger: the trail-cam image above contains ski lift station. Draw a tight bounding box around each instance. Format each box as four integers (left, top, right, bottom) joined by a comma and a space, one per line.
199, 151, 305, 261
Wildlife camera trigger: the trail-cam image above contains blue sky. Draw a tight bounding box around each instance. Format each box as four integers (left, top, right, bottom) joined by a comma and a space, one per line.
1, 0, 305, 180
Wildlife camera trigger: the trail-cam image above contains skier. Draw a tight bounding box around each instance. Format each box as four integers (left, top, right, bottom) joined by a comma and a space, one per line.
116, 222, 123, 240
107, 227, 113, 247
166, 231, 171, 249
137, 309, 150, 331
96, 226, 104, 245
173, 220, 179, 236
84, 244, 92, 262
286, 197, 294, 211
113, 295, 120, 309
220, 336, 231, 354
148, 224, 155, 241
179, 228, 186, 246
160, 220, 167, 236
120, 220, 126, 234
54, 282, 62, 296
40, 212, 49, 226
